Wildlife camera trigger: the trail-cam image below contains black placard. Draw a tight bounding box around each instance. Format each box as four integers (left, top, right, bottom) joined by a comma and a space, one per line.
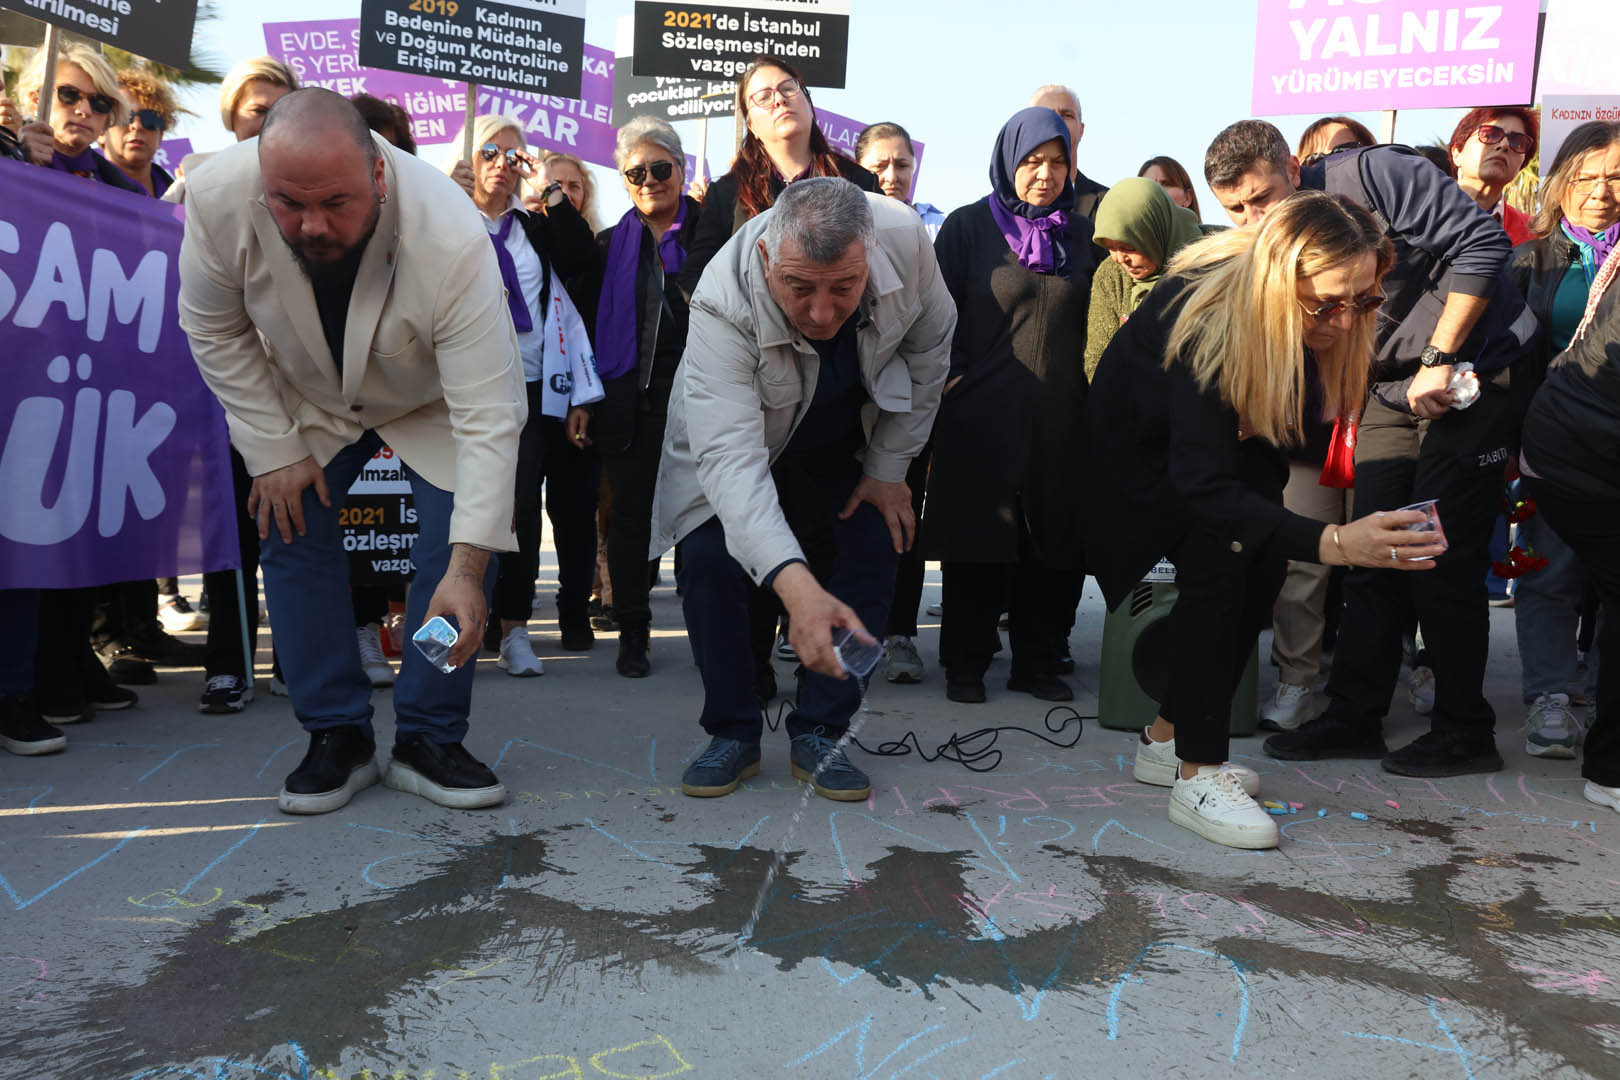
611, 63, 734, 124
630, 0, 849, 88
0, 0, 197, 68
358, 0, 586, 99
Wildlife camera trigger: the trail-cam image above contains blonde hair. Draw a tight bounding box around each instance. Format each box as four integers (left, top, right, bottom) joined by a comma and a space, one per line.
443, 113, 527, 173
539, 150, 600, 231
218, 56, 299, 132
18, 42, 128, 126
1164, 190, 1392, 447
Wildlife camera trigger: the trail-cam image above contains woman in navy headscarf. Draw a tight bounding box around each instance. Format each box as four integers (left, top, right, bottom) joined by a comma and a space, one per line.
921, 107, 1102, 705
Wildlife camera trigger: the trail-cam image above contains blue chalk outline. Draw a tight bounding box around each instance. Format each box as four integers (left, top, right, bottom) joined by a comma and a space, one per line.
1, 827, 148, 911
1106, 941, 1250, 1061
180, 818, 267, 895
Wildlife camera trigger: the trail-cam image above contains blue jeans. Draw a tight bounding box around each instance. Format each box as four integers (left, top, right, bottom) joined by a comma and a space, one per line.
258, 432, 495, 744
1514, 511, 1600, 701
676, 503, 897, 742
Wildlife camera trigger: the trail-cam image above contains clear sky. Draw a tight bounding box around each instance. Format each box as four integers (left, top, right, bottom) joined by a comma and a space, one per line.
171, 0, 1484, 225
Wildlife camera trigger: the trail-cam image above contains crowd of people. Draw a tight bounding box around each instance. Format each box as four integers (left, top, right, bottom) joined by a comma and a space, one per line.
1, 41, 1617, 852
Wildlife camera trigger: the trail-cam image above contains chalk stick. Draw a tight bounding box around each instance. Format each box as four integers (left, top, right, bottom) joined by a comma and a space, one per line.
1317, 808, 1328, 818
1288, 802, 1304, 810
1265, 807, 1288, 816
1262, 801, 1286, 810
1385, 800, 1400, 809
1350, 811, 1370, 821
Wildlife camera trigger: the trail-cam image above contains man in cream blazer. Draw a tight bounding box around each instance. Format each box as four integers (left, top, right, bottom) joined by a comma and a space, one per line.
179, 90, 526, 815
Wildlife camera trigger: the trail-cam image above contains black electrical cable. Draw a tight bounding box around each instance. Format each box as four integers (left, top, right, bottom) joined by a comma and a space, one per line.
762, 699, 1088, 773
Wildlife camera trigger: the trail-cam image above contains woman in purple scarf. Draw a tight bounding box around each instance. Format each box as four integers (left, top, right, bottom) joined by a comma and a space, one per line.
573, 117, 699, 677
1509, 120, 1620, 759
921, 107, 1102, 705
12, 42, 141, 193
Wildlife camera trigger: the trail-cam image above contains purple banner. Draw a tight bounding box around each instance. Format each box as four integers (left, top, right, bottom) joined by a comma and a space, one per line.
151, 138, 192, 174
265, 19, 618, 167
0, 160, 237, 589
815, 106, 926, 202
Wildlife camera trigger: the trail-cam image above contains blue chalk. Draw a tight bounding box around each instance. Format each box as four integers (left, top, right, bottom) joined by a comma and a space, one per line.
1350, 811, 1370, 821
1265, 807, 1288, 816
1317, 808, 1328, 818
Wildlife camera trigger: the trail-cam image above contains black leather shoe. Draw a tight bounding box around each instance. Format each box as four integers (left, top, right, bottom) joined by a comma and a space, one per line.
1007, 672, 1074, 702
1263, 716, 1388, 761
119, 626, 206, 667
559, 617, 595, 651
85, 652, 137, 710
385, 733, 506, 808
104, 649, 157, 685
279, 727, 379, 814
945, 675, 987, 704
1382, 731, 1504, 777
616, 623, 650, 678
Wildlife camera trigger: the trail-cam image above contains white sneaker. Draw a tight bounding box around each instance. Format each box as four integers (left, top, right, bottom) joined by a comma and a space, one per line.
356, 624, 395, 688
268, 675, 288, 696
1133, 730, 1260, 797
158, 593, 206, 633
884, 636, 924, 684
775, 633, 797, 662
1525, 692, 1580, 759
1259, 682, 1312, 732
496, 625, 544, 677
1170, 767, 1280, 849
1585, 781, 1620, 813
1408, 666, 1436, 716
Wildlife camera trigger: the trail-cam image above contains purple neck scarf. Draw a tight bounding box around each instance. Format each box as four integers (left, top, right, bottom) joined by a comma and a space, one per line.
50, 147, 98, 178
489, 211, 534, 333
1562, 218, 1620, 285
986, 195, 1069, 275
595, 199, 688, 381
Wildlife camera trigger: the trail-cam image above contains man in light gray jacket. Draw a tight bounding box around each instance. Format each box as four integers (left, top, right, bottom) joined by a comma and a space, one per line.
655, 178, 955, 803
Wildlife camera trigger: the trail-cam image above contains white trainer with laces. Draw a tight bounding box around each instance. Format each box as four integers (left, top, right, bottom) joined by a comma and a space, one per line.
356, 624, 395, 688
1170, 767, 1280, 849
1585, 781, 1620, 814
158, 593, 207, 633
1526, 692, 1580, 758
1259, 682, 1312, 732
1133, 729, 1260, 797
1408, 665, 1436, 715
497, 625, 544, 677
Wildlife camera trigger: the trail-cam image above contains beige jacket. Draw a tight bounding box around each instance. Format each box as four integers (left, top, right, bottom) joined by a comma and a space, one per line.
177, 134, 527, 552
654, 192, 956, 582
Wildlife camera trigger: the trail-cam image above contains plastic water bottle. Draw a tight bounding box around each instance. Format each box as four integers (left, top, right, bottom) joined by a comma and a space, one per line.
411, 616, 459, 673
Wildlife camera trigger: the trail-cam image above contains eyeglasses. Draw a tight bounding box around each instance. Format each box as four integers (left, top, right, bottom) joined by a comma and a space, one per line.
1475, 124, 1533, 156
746, 80, 802, 109
126, 108, 165, 132
478, 143, 530, 171
622, 160, 676, 186
1301, 142, 1370, 168
1299, 292, 1386, 320
1570, 175, 1620, 199
55, 85, 116, 116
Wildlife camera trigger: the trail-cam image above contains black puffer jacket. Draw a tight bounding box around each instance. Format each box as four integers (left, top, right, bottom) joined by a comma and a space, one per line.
1522, 272, 1620, 500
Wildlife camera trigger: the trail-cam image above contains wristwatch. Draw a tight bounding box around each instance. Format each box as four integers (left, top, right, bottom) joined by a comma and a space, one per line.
540, 180, 564, 203
1419, 344, 1458, 368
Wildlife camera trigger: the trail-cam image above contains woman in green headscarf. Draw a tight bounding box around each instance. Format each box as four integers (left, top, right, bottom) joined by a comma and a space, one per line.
1084, 177, 1206, 380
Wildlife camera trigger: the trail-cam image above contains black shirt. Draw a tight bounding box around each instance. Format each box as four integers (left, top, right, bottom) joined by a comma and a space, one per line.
780, 313, 867, 462
310, 247, 366, 374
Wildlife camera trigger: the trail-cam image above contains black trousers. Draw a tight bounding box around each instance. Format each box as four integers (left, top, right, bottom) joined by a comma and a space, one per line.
1524, 480, 1620, 787
600, 381, 671, 628
1319, 388, 1518, 740
885, 443, 931, 639
493, 384, 600, 623
940, 507, 1076, 680
34, 586, 97, 709
203, 449, 261, 679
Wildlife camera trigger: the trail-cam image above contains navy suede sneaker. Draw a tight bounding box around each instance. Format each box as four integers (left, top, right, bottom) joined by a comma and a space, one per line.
681, 737, 761, 798
789, 728, 871, 802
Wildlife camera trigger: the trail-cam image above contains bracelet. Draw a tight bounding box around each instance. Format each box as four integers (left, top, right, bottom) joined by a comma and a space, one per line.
1332, 526, 1347, 565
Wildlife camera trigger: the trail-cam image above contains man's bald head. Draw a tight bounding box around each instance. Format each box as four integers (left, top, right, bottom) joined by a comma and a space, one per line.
258, 88, 387, 278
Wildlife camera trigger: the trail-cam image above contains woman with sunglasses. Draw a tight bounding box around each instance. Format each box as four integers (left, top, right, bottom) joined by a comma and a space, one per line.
1085, 191, 1444, 849
445, 114, 602, 675
104, 69, 181, 199
12, 43, 140, 193
679, 54, 876, 294
568, 118, 701, 677
1448, 106, 1539, 245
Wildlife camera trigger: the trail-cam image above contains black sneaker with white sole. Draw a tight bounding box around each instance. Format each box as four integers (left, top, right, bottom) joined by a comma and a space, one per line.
1, 696, 67, 756
199, 674, 253, 714
384, 733, 506, 809
278, 727, 380, 814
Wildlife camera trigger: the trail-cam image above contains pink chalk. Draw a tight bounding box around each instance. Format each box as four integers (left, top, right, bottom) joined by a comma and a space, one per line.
1288, 802, 1304, 810
1385, 800, 1400, 809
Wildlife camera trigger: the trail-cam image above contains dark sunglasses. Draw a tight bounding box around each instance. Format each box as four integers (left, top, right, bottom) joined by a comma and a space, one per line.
126, 108, 165, 132
56, 85, 116, 116
478, 143, 530, 170
1300, 291, 1386, 320
622, 160, 676, 186
1476, 124, 1533, 155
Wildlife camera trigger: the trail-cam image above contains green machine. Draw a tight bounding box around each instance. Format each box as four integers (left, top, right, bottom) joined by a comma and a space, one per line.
1097, 565, 1259, 735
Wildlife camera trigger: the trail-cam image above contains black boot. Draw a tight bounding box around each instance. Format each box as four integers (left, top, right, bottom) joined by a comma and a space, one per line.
559, 612, 595, 651
616, 621, 650, 678
279, 726, 379, 814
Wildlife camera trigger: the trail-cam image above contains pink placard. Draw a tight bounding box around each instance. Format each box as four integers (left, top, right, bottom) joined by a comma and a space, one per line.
1251, 0, 1539, 117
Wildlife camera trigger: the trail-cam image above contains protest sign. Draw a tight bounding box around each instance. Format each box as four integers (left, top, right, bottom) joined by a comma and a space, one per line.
342, 445, 418, 584
1251, 0, 1539, 117
1536, 0, 1620, 99
266, 20, 617, 166
630, 0, 849, 87
0, 0, 196, 68
1540, 96, 1620, 175
814, 105, 926, 201
356, 0, 587, 99
0, 159, 237, 589
612, 64, 735, 124
152, 138, 192, 175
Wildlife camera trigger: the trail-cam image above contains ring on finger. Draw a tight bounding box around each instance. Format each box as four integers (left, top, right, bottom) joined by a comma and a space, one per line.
1390, 546, 1398, 561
